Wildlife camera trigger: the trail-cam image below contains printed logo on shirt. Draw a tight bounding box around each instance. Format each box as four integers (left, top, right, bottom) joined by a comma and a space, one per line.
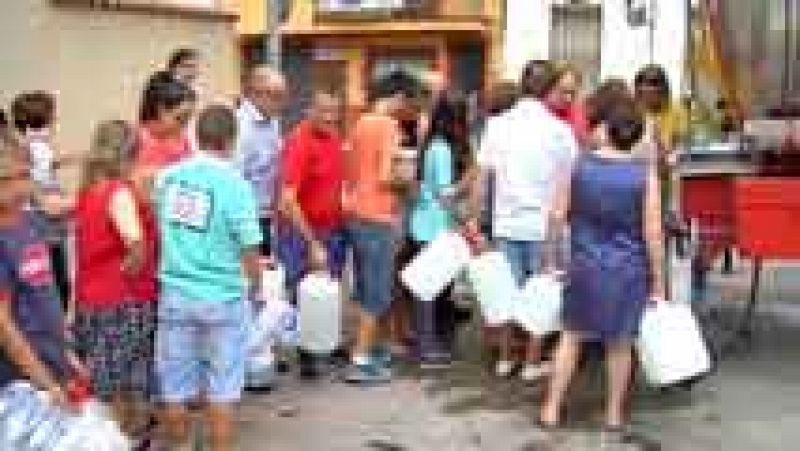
165, 182, 213, 232
18, 243, 54, 287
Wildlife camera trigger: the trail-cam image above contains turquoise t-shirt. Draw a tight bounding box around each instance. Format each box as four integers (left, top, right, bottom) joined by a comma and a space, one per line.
155, 154, 262, 302
410, 138, 454, 243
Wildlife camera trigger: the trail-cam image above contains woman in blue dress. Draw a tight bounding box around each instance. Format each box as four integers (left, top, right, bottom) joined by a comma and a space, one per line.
540, 87, 667, 431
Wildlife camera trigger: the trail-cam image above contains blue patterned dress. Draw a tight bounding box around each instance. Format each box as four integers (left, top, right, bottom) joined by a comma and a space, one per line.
563, 154, 650, 343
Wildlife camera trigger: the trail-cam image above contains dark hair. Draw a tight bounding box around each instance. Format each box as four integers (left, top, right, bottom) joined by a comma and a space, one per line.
139, 78, 196, 123
587, 78, 632, 129
11, 91, 55, 131
419, 92, 472, 182
605, 98, 645, 152
368, 70, 419, 104
168, 48, 199, 71
0, 108, 7, 131
196, 105, 237, 150
520, 59, 558, 98
634, 64, 671, 109
487, 81, 518, 115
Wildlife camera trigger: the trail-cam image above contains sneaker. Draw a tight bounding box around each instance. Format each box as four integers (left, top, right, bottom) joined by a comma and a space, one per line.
495, 360, 515, 378
520, 362, 552, 382
343, 362, 392, 384
370, 345, 394, 369
419, 350, 452, 370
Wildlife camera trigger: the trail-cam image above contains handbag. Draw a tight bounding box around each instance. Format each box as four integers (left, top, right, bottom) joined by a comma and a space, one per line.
637, 301, 712, 386
516, 273, 564, 335
401, 231, 472, 302
466, 251, 517, 326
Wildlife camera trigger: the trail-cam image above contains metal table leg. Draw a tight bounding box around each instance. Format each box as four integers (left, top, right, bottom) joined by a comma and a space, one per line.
738, 257, 763, 340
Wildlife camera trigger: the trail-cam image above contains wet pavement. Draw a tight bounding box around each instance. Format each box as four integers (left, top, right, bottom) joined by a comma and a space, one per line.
237, 261, 800, 450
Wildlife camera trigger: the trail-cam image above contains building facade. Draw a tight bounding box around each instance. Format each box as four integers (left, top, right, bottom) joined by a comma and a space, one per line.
0, 0, 241, 189
502, 0, 689, 97
271, 0, 500, 128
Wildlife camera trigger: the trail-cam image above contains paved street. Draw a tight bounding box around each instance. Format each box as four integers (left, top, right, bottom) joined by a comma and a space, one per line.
237, 261, 800, 451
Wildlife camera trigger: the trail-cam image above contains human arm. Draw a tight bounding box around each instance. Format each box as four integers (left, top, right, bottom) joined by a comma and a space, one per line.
108, 186, 147, 275
279, 132, 327, 271
644, 165, 667, 301
0, 282, 65, 404
229, 180, 266, 299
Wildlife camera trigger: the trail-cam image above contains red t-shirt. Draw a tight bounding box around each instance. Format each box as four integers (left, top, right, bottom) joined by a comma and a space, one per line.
551, 103, 590, 147
282, 121, 344, 233
134, 126, 191, 170
74, 179, 158, 309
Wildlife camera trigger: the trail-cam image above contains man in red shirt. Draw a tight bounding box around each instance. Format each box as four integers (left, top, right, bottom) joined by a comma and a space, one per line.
277, 91, 347, 376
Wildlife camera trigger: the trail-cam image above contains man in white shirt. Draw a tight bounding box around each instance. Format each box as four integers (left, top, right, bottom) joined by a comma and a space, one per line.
477, 60, 579, 382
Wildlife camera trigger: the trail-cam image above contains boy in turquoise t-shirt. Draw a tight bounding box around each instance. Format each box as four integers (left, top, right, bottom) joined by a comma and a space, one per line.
154, 105, 262, 451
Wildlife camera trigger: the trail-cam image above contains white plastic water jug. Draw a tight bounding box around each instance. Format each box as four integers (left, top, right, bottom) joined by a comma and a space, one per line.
298, 272, 341, 354
261, 263, 287, 304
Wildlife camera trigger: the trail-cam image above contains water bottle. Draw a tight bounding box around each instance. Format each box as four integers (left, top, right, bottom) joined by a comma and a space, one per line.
298, 273, 341, 355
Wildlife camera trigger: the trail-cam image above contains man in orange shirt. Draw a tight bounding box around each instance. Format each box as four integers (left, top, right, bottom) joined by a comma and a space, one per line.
342, 81, 409, 383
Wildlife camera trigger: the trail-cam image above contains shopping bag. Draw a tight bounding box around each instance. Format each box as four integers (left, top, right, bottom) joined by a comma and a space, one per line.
466, 251, 517, 325
637, 301, 712, 386
516, 274, 564, 335
247, 298, 300, 352
298, 273, 342, 354
401, 231, 472, 302
0, 382, 130, 451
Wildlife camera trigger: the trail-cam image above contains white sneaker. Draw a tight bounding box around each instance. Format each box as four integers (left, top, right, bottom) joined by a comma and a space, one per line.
495, 360, 515, 378
520, 362, 552, 382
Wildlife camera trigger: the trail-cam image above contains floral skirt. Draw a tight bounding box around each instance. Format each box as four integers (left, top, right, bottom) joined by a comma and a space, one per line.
75, 301, 156, 401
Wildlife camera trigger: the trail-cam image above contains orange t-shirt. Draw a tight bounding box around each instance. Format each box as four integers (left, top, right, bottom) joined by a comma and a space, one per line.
344, 114, 401, 225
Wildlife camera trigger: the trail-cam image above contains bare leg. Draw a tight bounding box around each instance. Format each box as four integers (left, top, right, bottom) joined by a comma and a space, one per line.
605, 342, 634, 428
540, 331, 582, 425
207, 403, 236, 451
162, 403, 191, 448
353, 308, 379, 359
524, 336, 543, 364
498, 325, 514, 363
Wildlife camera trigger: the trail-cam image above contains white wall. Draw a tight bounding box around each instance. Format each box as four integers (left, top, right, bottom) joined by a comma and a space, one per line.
502, 0, 687, 97
601, 0, 688, 98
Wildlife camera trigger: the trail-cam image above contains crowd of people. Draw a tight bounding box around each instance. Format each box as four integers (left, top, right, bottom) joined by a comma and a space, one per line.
0, 47, 690, 450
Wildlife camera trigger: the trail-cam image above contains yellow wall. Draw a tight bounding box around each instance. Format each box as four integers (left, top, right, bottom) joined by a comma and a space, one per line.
238, 0, 267, 35
0, 0, 240, 189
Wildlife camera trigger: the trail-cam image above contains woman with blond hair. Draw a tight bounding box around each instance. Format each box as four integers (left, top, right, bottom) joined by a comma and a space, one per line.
72, 120, 159, 435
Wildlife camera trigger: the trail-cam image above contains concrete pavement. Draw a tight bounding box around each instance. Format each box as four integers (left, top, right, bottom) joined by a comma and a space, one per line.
235, 260, 800, 450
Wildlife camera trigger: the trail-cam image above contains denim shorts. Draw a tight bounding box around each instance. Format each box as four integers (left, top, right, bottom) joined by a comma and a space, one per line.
156, 293, 246, 404
276, 226, 348, 294
349, 220, 397, 318
496, 239, 544, 287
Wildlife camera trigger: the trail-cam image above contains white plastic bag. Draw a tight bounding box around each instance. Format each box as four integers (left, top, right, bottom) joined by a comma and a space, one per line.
516, 274, 564, 335
637, 301, 712, 386
298, 273, 341, 354
466, 251, 517, 325
670, 254, 693, 304
0, 383, 129, 451
54, 401, 130, 451
401, 231, 472, 302
248, 298, 300, 352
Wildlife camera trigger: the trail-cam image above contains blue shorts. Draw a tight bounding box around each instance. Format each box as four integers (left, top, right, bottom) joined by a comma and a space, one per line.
156, 293, 246, 404
349, 220, 397, 318
497, 239, 544, 287
276, 226, 348, 294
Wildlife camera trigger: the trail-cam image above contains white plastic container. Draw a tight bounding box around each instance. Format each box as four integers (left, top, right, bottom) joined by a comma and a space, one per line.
261, 263, 287, 304
637, 302, 712, 386
298, 272, 342, 354
516, 274, 564, 335
401, 231, 472, 302
466, 251, 518, 325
